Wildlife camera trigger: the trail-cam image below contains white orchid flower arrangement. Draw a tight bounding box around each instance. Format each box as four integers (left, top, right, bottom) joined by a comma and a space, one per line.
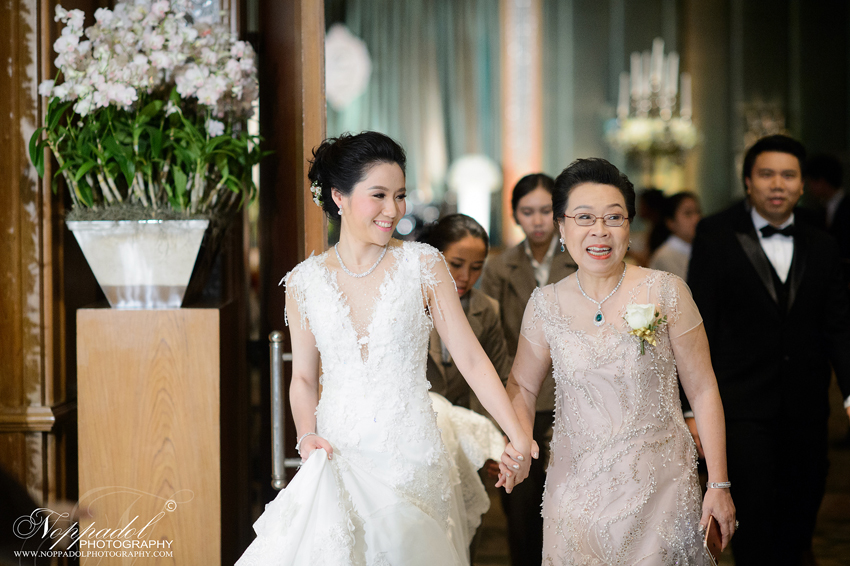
30, 1, 268, 217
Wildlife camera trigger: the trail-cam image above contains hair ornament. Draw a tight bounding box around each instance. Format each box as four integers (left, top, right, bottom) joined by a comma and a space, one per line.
309, 180, 323, 207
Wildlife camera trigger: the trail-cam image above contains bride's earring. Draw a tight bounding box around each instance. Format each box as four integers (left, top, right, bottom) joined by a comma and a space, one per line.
559, 237, 565, 253
627, 238, 631, 252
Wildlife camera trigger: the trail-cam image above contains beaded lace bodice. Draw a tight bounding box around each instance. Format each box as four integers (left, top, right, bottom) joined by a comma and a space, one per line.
285, 240, 455, 529
522, 268, 710, 565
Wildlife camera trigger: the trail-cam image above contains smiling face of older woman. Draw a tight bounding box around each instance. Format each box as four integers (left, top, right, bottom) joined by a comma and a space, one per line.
559, 182, 631, 278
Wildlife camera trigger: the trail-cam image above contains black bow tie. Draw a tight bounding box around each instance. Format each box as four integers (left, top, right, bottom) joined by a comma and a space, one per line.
760, 224, 795, 238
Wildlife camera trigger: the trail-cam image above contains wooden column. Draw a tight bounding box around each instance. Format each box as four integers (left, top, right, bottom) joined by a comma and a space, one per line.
257, 0, 326, 493
77, 304, 245, 565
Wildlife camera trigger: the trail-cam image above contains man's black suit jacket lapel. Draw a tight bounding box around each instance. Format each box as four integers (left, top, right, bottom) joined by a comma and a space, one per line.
732, 202, 807, 313
786, 229, 807, 313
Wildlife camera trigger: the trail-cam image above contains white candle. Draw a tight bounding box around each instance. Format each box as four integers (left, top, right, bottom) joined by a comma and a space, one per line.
651, 37, 664, 88
667, 52, 679, 97
680, 72, 692, 119
641, 51, 651, 98
618, 72, 630, 118
630, 52, 641, 97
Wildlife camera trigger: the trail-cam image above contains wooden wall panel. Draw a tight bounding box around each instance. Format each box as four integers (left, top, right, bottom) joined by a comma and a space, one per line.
0, 0, 99, 510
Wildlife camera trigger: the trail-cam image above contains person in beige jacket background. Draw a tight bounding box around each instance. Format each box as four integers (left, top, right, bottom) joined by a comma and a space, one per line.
480, 173, 577, 566
420, 214, 512, 409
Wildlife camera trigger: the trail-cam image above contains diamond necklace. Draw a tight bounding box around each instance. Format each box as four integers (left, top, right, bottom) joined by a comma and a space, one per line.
334, 243, 388, 278
575, 263, 627, 327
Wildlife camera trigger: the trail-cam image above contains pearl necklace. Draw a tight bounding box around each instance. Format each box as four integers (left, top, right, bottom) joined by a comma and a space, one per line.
335, 243, 388, 278
575, 263, 627, 327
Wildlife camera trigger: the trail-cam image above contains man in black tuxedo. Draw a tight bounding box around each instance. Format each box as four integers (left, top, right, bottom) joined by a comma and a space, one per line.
685, 135, 850, 566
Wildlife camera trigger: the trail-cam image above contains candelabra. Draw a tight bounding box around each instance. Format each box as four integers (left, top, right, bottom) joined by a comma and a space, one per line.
606, 38, 698, 158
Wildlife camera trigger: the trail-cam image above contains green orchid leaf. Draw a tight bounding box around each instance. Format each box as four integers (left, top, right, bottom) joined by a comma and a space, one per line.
73, 161, 98, 182
139, 100, 164, 122
173, 167, 187, 198
53, 158, 76, 178
47, 101, 73, 132
146, 127, 163, 159
78, 183, 95, 207
29, 127, 45, 170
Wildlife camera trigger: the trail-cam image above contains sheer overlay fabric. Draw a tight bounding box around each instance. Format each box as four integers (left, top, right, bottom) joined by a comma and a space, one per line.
237, 241, 491, 566
518, 268, 711, 566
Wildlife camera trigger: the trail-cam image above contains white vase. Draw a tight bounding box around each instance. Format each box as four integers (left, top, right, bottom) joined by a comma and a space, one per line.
67, 219, 209, 309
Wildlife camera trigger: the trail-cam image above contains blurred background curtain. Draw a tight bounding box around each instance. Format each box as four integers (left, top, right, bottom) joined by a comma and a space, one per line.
325, 0, 501, 208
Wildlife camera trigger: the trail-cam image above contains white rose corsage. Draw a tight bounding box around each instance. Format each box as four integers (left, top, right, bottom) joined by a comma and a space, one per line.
624, 303, 666, 355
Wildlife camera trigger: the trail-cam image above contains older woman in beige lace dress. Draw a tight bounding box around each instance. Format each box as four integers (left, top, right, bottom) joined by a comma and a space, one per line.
504, 158, 735, 565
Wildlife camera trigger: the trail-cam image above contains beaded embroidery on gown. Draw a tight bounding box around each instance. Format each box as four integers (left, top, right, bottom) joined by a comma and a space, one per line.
236, 240, 492, 566
521, 268, 712, 566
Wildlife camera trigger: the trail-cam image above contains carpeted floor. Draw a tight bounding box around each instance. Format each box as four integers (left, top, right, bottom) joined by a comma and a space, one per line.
474, 378, 850, 566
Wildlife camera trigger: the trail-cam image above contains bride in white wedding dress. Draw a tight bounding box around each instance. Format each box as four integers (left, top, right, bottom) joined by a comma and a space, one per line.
236, 132, 534, 566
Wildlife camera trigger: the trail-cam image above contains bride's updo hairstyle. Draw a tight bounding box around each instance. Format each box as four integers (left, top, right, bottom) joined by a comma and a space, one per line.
308, 131, 407, 221
552, 158, 636, 222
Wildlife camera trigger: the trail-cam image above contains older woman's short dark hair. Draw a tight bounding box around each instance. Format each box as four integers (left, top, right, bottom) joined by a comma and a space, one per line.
552, 158, 636, 221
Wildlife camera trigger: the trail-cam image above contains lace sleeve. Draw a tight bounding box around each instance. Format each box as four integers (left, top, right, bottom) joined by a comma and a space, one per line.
520, 288, 551, 349
415, 243, 457, 322
281, 266, 309, 330
662, 273, 703, 339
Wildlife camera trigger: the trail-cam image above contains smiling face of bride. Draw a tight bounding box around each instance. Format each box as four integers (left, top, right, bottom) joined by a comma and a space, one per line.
333, 162, 407, 247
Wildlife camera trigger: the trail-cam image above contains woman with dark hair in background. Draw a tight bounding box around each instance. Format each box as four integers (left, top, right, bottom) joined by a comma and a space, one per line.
628, 187, 666, 265
237, 132, 534, 566
480, 173, 577, 566
649, 192, 702, 279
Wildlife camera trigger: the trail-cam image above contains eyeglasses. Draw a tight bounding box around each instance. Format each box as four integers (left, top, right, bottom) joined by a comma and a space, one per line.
563, 213, 629, 227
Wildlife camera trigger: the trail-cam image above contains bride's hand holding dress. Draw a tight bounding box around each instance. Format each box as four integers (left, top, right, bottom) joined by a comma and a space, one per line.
285, 272, 333, 463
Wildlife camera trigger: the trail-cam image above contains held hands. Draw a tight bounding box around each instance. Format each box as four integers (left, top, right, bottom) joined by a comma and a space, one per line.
298, 433, 334, 462
495, 439, 539, 493
701, 488, 736, 550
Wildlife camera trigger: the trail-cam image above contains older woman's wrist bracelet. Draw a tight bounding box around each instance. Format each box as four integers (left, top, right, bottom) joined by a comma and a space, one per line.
295, 432, 317, 454
707, 481, 731, 489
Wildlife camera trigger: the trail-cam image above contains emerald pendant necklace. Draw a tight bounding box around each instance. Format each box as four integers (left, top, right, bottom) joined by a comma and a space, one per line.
575, 264, 627, 327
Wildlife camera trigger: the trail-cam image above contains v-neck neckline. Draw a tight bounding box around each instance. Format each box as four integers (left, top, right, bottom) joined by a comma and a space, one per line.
321, 245, 402, 365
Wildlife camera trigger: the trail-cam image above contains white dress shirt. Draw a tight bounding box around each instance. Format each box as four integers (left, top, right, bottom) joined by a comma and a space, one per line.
751, 208, 794, 283
524, 236, 558, 288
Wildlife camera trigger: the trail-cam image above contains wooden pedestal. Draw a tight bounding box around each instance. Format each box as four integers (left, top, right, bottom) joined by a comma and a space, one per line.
77, 303, 247, 565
